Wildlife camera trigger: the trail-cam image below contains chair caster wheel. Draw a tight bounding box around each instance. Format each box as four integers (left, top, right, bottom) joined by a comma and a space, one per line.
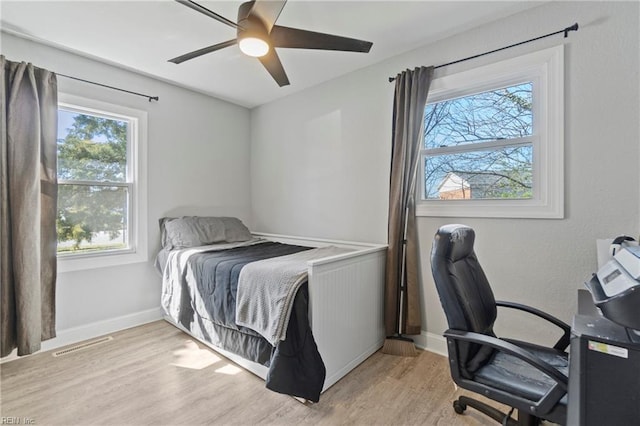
453, 400, 466, 414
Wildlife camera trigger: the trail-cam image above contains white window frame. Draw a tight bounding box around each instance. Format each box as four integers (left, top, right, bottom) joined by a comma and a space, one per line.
416, 45, 564, 219
57, 93, 148, 272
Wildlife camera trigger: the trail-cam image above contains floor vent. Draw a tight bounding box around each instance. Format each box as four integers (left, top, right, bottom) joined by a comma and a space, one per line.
53, 336, 113, 357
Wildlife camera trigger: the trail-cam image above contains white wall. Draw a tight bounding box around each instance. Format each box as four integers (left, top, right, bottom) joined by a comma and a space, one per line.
1, 33, 252, 347
251, 1, 640, 348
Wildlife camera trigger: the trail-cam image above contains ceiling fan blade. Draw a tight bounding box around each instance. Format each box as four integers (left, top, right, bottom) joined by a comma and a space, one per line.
258, 49, 290, 87
249, 0, 287, 32
175, 0, 241, 30
169, 39, 238, 64
270, 25, 372, 52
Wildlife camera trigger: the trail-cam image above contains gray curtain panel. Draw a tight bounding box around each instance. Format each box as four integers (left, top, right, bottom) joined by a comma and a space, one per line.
385, 66, 433, 336
1, 56, 58, 357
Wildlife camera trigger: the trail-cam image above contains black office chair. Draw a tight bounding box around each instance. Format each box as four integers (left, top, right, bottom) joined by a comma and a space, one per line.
430, 224, 570, 426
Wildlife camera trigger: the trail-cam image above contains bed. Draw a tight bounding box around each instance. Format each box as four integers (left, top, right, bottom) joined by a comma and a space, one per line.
156, 216, 387, 402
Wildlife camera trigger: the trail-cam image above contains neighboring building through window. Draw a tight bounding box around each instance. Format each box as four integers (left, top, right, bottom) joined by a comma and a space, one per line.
57, 94, 147, 272
417, 46, 564, 219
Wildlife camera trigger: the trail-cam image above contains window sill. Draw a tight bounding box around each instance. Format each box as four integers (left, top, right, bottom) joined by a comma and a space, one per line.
57, 250, 148, 273
415, 198, 564, 219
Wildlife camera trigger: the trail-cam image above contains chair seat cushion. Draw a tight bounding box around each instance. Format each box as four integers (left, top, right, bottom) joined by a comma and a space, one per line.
473, 343, 568, 405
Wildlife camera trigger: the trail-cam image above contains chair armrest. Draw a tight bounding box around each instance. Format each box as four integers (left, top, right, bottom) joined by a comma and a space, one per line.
443, 329, 568, 390
496, 300, 571, 350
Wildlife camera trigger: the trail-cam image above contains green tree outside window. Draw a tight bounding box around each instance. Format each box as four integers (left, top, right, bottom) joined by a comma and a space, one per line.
57, 111, 129, 252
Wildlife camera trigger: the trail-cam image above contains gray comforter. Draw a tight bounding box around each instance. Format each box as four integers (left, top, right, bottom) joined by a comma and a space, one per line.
159, 240, 327, 402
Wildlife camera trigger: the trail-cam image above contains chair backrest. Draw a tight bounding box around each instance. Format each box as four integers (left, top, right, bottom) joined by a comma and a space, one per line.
430, 224, 497, 377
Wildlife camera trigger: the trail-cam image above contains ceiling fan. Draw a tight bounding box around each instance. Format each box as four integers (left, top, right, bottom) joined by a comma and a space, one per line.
170, 0, 373, 87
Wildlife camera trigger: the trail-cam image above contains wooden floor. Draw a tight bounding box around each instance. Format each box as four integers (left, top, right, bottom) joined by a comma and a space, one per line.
1, 321, 511, 425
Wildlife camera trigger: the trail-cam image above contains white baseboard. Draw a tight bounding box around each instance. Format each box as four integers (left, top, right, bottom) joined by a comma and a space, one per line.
413, 330, 448, 357
1, 307, 163, 363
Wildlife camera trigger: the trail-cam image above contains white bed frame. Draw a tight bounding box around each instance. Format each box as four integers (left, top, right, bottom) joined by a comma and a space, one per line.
165, 232, 387, 393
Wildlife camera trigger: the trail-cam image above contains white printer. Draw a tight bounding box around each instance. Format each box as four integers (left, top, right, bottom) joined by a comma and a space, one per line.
596, 245, 640, 297
588, 238, 640, 332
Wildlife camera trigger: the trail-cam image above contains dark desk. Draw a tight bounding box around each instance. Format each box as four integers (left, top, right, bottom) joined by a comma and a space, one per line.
567, 290, 640, 425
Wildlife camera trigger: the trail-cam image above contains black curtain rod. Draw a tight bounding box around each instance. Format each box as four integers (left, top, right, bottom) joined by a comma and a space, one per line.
56, 73, 159, 102
388, 23, 579, 82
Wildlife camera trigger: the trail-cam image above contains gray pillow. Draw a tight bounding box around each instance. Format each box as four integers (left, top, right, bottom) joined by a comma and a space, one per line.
160, 216, 252, 249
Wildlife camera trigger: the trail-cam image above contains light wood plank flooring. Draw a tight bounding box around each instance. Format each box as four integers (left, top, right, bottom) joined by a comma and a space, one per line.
1, 321, 510, 425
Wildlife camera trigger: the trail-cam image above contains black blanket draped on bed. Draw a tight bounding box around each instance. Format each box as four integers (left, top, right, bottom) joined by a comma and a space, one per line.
171, 241, 326, 402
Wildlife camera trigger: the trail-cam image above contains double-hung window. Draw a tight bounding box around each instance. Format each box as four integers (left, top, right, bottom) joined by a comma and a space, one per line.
56, 94, 147, 272
417, 45, 564, 218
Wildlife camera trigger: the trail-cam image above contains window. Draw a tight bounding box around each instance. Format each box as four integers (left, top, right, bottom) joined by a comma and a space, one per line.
417, 46, 564, 218
56, 94, 147, 272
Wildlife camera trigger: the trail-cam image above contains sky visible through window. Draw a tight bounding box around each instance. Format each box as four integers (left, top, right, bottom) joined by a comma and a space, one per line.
57, 110, 74, 140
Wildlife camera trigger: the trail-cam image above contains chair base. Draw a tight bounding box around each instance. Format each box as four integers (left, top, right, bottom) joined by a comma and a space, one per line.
453, 396, 541, 426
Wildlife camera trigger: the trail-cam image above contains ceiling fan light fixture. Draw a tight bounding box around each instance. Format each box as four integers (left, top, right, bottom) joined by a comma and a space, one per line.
239, 36, 270, 57
172, 0, 374, 87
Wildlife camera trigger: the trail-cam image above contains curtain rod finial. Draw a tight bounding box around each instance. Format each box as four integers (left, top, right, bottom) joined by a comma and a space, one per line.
564, 22, 579, 38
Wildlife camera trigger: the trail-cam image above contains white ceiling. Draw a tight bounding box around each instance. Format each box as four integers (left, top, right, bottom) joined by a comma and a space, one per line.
0, 1, 543, 108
